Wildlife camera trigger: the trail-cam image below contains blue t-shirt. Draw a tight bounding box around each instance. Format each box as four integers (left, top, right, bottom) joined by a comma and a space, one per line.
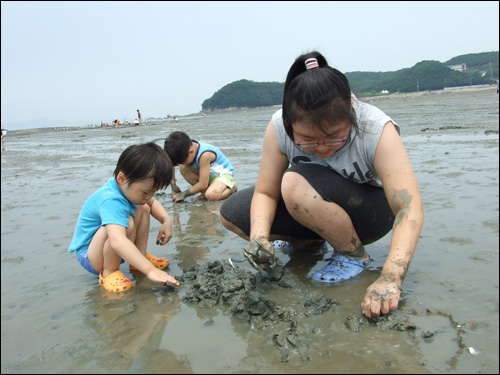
190, 140, 235, 176
68, 178, 138, 258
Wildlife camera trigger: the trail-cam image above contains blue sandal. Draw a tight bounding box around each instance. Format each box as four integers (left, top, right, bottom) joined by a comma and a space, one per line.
312, 252, 370, 282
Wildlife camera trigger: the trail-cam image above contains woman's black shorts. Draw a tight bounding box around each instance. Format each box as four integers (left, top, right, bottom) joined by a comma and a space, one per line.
220, 163, 395, 245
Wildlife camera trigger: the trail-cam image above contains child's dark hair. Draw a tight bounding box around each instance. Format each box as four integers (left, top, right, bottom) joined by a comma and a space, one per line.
114, 142, 173, 190
163, 131, 192, 166
282, 51, 358, 141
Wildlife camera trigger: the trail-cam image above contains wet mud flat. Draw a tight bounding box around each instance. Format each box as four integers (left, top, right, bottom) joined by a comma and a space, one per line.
176, 260, 420, 363
1, 88, 498, 373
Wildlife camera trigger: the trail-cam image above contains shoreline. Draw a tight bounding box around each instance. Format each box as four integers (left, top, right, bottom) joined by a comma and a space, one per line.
5, 84, 498, 136
359, 83, 496, 102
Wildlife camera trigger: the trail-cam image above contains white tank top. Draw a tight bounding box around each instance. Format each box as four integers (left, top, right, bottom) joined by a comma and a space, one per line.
273, 95, 399, 187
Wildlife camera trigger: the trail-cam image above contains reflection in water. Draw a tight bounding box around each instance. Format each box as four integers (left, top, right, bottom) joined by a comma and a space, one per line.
83, 285, 187, 372
158, 306, 248, 374
168, 200, 226, 269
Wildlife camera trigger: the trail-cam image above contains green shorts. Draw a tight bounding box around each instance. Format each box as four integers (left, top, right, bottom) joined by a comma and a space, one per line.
209, 174, 235, 189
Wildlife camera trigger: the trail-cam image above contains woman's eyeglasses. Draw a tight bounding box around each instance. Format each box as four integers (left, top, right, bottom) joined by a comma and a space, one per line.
292, 128, 349, 149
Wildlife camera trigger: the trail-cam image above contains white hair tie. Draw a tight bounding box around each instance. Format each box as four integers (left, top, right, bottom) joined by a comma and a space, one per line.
305, 58, 319, 70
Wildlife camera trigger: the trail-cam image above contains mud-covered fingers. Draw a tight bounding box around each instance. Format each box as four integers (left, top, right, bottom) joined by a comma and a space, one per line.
380, 299, 391, 315
242, 249, 260, 270
363, 294, 399, 318
361, 300, 371, 318
252, 237, 278, 264
389, 295, 400, 312
362, 295, 381, 318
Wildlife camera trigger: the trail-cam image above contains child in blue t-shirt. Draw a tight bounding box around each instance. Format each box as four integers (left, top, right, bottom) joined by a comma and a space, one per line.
68, 142, 179, 292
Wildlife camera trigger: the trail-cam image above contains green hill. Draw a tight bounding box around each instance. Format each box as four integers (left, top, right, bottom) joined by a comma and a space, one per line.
347, 51, 498, 94
201, 51, 499, 110
445, 51, 499, 71
202, 80, 284, 111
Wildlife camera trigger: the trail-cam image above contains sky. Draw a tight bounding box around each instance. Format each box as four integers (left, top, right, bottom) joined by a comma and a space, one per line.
1, 1, 499, 130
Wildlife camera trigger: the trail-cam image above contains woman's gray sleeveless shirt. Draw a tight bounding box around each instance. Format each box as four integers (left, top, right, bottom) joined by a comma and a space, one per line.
273, 96, 399, 187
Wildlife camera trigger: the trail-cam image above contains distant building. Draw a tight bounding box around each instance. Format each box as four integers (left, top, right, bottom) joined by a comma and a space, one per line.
448, 63, 467, 72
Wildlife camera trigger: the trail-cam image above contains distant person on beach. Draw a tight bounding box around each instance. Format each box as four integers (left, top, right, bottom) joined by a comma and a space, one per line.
137, 109, 142, 124
219, 51, 424, 318
68, 142, 179, 292
163, 131, 237, 202
1, 121, 5, 150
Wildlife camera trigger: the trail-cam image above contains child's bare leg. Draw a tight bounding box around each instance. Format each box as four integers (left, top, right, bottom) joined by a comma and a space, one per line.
205, 181, 237, 201
179, 165, 207, 199
129, 205, 168, 272
87, 226, 124, 278
130, 204, 150, 256
88, 206, 151, 278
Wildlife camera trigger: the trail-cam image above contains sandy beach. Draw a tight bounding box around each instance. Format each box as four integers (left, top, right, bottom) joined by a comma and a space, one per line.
1, 86, 498, 374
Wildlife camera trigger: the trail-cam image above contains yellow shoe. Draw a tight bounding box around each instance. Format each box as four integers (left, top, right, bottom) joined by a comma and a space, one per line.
130, 253, 169, 271
99, 270, 134, 292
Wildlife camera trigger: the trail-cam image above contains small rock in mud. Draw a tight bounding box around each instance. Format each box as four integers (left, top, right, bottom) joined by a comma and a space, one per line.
345, 313, 363, 332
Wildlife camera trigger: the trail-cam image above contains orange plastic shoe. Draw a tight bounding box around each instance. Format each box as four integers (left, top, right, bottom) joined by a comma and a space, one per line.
99, 270, 134, 292
130, 253, 169, 271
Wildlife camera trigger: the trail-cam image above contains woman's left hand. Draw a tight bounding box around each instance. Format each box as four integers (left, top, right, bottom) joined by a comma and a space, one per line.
361, 276, 402, 318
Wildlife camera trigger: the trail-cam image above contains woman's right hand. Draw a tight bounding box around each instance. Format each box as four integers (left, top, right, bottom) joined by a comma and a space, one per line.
248, 236, 276, 268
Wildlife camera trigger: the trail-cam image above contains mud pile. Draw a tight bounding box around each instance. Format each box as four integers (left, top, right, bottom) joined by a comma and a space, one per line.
176, 260, 416, 362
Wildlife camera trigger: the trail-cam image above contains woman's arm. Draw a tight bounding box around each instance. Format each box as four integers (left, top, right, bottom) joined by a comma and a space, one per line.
249, 120, 291, 252
363, 121, 424, 318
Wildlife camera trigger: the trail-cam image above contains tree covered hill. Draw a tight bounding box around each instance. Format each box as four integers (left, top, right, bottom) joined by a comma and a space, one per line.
202, 80, 284, 111
201, 51, 498, 111
347, 51, 498, 94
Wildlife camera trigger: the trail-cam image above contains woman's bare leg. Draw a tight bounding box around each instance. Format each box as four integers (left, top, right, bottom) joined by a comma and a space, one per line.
281, 171, 368, 259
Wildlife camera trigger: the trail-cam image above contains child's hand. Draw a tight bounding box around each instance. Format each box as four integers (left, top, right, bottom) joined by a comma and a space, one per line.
173, 188, 195, 203
156, 224, 173, 245
173, 192, 186, 202
147, 268, 180, 286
